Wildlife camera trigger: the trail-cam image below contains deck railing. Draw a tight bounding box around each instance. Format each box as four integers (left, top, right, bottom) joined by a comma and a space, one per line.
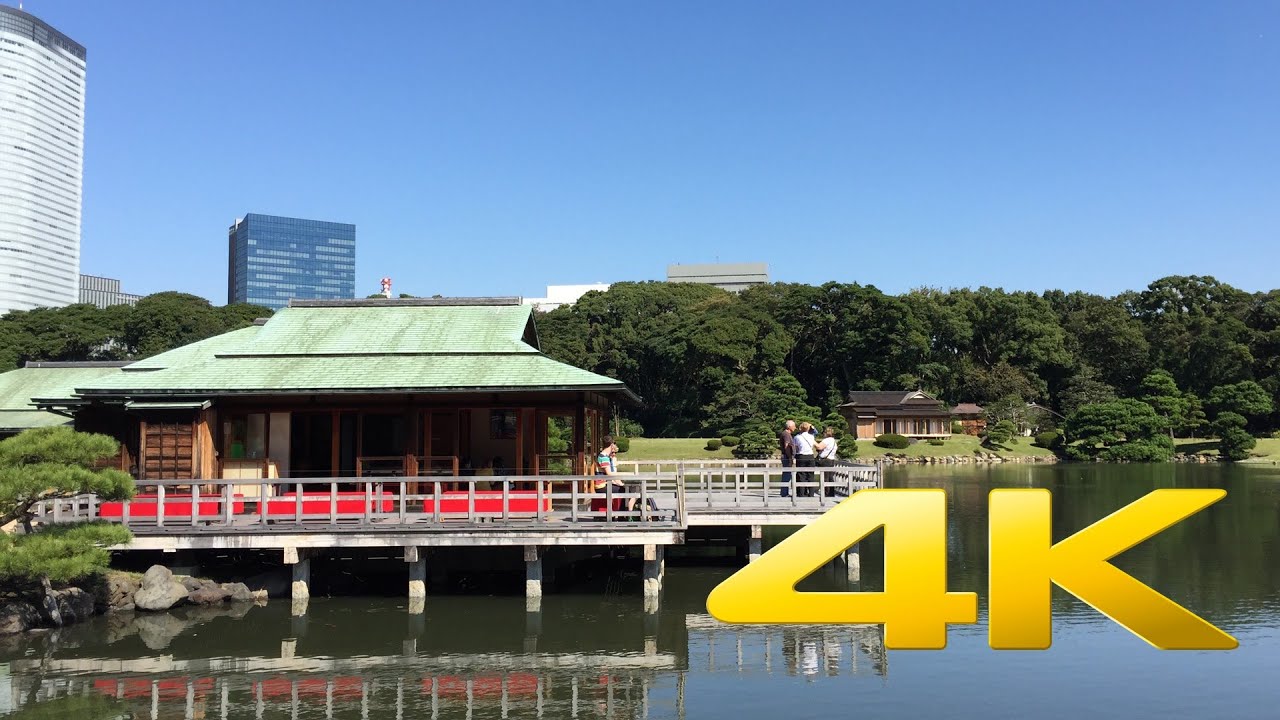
31, 461, 880, 534
32, 474, 684, 534
676, 462, 880, 512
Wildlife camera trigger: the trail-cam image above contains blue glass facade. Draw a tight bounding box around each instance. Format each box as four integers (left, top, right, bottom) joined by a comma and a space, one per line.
227, 213, 356, 311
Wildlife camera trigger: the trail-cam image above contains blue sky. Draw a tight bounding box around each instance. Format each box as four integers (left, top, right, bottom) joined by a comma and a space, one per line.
21, 1, 1280, 302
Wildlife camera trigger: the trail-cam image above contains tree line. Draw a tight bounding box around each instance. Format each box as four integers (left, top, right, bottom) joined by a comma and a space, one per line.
535, 275, 1278, 459
0, 292, 271, 370
2, 276, 1276, 460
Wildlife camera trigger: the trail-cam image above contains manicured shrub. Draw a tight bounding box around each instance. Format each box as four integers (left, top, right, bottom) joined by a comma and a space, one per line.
720, 435, 741, 448
704, 439, 723, 451
984, 420, 1017, 447
1034, 430, 1058, 448
732, 426, 775, 459
874, 433, 910, 449
927, 438, 945, 446
614, 437, 630, 453
951, 420, 965, 434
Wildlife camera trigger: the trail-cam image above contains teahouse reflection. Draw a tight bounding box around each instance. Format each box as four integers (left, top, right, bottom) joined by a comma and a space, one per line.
6, 604, 887, 720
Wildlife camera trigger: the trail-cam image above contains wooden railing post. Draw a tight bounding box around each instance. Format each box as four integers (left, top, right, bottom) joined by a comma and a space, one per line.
156, 485, 166, 528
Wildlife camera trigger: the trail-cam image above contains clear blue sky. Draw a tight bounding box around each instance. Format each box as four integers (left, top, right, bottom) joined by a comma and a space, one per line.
20, 0, 1280, 302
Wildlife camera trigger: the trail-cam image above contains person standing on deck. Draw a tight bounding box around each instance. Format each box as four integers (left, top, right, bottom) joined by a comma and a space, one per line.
794, 421, 817, 496
815, 427, 839, 496
779, 420, 796, 497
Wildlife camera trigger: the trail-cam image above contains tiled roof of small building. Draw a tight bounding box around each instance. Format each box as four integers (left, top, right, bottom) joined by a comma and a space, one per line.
0, 362, 131, 431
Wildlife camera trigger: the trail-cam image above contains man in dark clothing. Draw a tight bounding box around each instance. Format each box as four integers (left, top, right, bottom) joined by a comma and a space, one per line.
779, 420, 796, 497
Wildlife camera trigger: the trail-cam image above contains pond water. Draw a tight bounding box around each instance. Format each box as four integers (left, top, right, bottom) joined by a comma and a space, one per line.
2, 463, 1278, 719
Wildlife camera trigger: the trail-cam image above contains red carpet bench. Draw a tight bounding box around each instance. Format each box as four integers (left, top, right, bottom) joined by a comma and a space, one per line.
264, 491, 396, 518
98, 494, 245, 520
421, 490, 552, 516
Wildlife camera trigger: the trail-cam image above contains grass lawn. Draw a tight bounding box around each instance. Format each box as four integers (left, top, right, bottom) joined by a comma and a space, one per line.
622, 434, 1056, 462
1176, 437, 1280, 463
623, 438, 735, 461
850, 433, 1057, 459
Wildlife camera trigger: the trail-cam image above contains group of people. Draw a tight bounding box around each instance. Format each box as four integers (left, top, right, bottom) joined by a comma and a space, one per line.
778, 420, 839, 496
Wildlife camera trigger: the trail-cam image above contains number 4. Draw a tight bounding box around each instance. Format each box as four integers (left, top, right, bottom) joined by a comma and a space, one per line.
706, 488, 1237, 650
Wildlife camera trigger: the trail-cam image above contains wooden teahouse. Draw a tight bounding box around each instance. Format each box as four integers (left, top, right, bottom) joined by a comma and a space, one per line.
36, 298, 638, 488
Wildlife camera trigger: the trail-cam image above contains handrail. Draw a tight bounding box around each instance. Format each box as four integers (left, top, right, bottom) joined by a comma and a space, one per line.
32, 474, 684, 533
29, 461, 881, 533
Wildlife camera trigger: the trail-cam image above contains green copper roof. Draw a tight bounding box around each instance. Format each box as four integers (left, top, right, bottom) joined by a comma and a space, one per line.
125, 325, 262, 370
0, 410, 70, 431
228, 305, 538, 356
72, 301, 634, 400
0, 364, 129, 430
82, 354, 625, 394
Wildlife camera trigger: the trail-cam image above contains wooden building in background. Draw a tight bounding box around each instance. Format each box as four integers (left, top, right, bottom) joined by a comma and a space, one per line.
839, 390, 953, 440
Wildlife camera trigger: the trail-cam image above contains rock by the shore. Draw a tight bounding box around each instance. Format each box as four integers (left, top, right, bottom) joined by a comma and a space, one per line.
188, 586, 230, 605
0, 602, 41, 635
134, 566, 189, 612
98, 571, 141, 612
220, 582, 256, 603
48, 588, 95, 625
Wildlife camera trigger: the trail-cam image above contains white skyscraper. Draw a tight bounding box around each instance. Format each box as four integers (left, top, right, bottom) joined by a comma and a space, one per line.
0, 5, 85, 314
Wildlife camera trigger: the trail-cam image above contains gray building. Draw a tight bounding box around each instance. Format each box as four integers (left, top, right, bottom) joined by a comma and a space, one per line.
666, 263, 769, 293
227, 213, 356, 311
79, 274, 140, 309
0, 5, 86, 315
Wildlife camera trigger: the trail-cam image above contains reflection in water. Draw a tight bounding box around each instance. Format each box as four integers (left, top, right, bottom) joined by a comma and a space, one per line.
3, 464, 1278, 720
2, 602, 886, 720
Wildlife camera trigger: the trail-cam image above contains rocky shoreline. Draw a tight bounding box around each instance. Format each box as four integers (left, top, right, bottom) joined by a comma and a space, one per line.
0, 565, 267, 636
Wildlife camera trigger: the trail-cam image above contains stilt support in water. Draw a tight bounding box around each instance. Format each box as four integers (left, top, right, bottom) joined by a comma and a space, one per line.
525, 545, 544, 599
406, 546, 427, 601
643, 544, 664, 602
284, 547, 310, 601
845, 543, 861, 584
748, 525, 763, 563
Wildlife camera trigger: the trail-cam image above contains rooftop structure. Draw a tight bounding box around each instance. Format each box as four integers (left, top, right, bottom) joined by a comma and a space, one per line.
522, 283, 610, 312
79, 274, 141, 309
665, 263, 768, 293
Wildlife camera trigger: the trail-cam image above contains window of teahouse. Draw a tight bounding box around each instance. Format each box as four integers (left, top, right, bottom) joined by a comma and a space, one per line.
222, 413, 266, 460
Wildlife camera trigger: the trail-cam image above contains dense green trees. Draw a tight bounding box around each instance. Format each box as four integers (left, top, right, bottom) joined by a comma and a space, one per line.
537, 276, 1280, 445
0, 292, 272, 370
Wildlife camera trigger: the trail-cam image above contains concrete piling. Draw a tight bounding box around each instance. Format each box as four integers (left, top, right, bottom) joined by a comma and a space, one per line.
643, 544, 664, 602
525, 545, 544, 599
284, 547, 310, 601
406, 546, 427, 602
747, 525, 763, 563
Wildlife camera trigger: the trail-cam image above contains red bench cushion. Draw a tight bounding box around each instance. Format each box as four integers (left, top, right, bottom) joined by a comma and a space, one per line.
265, 491, 395, 516
99, 494, 245, 518
422, 491, 551, 514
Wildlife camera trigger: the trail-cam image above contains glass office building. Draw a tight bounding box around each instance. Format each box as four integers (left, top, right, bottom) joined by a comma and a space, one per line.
0, 6, 86, 314
227, 213, 356, 311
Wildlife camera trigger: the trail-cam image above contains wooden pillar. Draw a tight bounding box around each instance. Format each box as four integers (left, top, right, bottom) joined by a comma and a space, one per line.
329, 411, 340, 477
515, 408, 525, 475
573, 396, 586, 474
525, 545, 543, 599
748, 525, 763, 564
846, 544, 861, 584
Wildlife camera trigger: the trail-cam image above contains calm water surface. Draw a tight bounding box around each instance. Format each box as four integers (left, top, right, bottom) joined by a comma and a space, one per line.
3, 463, 1278, 719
